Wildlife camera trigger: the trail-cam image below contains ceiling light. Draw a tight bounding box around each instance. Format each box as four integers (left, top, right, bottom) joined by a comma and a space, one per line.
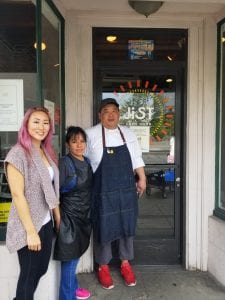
33, 42, 47, 51
106, 36, 117, 43
167, 56, 173, 61
166, 78, 173, 83
128, 1, 163, 18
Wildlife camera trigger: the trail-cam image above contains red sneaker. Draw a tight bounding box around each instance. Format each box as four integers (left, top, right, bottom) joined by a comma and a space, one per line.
121, 262, 137, 286
98, 265, 114, 289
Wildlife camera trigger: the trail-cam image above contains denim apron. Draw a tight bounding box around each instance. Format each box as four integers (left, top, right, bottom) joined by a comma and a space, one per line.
92, 126, 138, 245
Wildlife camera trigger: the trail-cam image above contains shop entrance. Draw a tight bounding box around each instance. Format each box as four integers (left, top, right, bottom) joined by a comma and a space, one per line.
93, 28, 187, 265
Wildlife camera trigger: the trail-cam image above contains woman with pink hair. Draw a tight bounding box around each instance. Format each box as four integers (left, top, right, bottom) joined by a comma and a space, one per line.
4, 107, 60, 300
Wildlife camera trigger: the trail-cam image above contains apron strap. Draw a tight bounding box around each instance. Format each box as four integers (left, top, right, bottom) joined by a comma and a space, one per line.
102, 125, 126, 147
118, 126, 126, 144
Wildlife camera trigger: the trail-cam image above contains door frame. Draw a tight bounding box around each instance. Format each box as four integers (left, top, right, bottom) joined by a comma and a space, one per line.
93, 61, 187, 265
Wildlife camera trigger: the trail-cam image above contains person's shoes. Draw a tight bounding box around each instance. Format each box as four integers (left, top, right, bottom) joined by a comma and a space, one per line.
98, 265, 114, 289
121, 261, 137, 286
76, 288, 91, 300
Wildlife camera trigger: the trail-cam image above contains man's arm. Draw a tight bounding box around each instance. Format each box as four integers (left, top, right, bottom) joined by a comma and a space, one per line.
135, 166, 146, 197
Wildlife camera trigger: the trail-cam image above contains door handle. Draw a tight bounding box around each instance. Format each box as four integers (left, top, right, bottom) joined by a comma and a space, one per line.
175, 177, 180, 187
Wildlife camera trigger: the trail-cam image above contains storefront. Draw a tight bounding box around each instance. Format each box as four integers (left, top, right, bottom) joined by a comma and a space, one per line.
1, 0, 225, 299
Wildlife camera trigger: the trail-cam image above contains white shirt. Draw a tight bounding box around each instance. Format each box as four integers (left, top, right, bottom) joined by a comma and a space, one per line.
85, 123, 145, 173
42, 166, 54, 225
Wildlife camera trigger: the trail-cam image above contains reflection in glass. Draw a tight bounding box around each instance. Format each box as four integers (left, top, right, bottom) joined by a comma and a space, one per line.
42, 0, 62, 156
0, 1, 37, 230
102, 76, 176, 165
137, 167, 175, 238
102, 73, 176, 240
0, 1, 37, 162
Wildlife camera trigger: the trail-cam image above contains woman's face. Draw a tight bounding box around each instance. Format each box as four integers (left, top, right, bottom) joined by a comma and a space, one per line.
67, 133, 86, 160
28, 111, 50, 145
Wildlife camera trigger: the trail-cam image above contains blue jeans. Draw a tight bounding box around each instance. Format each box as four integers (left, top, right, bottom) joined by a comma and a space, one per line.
59, 258, 79, 300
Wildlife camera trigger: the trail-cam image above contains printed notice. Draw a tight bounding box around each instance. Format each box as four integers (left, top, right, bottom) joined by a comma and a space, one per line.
0, 79, 24, 131
130, 126, 150, 152
0, 202, 11, 223
128, 40, 154, 60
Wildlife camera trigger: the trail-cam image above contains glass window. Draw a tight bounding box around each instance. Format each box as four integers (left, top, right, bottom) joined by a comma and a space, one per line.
0, 1, 37, 234
0, 1, 37, 160
93, 27, 187, 63
215, 19, 225, 219
0, 0, 64, 239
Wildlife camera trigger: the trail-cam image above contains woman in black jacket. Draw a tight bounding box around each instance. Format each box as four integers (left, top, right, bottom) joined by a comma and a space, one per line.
54, 126, 93, 300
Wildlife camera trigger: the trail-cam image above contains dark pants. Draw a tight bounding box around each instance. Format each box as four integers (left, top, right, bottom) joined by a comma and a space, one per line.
15, 220, 53, 300
94, 237, 134, 265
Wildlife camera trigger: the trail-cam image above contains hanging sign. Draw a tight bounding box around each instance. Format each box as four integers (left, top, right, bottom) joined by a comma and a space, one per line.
128, 40, 154, 60
0, 79, 24, 131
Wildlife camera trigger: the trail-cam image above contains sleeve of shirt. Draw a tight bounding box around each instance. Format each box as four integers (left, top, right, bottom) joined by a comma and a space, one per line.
4, 145, 25, 178
124, 127, 145, 170
85, 132, 91, 158
85, 125, 103, 172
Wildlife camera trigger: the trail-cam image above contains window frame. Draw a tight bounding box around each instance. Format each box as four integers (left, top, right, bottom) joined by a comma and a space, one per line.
214, 17, 225, 220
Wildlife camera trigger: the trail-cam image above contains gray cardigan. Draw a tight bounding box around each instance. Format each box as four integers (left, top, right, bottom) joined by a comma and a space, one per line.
4, 144, 59, 253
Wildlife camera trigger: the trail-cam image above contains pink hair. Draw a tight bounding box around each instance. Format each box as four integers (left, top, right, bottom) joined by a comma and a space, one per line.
17, 107, 57, 164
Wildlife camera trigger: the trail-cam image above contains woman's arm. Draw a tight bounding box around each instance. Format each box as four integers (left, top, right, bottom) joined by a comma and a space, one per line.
52, 206, 60, 232
7, 163, 41, 251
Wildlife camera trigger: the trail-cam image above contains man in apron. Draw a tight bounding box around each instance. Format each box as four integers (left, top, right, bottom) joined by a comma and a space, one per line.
86, 98, 146, 290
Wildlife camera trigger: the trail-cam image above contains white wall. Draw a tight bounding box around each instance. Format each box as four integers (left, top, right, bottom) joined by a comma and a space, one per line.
208, 216, 225, 286
201, 16, 217, 270
52, 0, 66, 18
186, 15, 217, 271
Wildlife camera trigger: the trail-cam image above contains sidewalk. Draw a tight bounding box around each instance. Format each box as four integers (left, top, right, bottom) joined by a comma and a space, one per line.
79, 266, 225, 300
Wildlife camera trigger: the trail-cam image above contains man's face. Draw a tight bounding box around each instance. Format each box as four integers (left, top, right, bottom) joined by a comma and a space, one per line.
98, 104, 120, 129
